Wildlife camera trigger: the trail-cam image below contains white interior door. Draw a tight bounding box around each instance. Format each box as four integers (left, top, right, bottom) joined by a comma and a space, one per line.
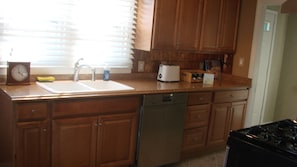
254, 9, 278, 123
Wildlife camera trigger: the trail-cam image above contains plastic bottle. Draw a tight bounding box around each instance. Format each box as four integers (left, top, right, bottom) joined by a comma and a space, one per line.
103, 65, 110, 81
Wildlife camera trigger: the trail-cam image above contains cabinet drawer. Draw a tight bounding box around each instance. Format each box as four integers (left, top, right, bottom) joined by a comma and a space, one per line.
53, 98, 102, 118
53, 96, 140, 118
182, 127, 207, 151
15, 102, 48, 121
100, 96, 140, 114
188, 92, 212, 105
184, 104, 210, 129
214, 90, 248, 102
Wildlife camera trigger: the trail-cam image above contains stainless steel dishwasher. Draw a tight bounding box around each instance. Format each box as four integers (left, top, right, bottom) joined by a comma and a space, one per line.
136, 93, 187, 167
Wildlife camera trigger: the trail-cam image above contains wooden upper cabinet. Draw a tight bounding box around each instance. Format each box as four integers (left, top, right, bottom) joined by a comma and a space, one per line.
176, 0, 204, 50
152, 0, 178, 50
199, 0, 240, 53
217, 0, 241, 53
199, 0, 221, 52
135, 0, 204, 51
135, 0, 240, 53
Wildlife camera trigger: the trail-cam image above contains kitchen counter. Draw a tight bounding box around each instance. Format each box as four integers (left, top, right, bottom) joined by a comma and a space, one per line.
0, 74, 251, 167
0, 74, 251, 101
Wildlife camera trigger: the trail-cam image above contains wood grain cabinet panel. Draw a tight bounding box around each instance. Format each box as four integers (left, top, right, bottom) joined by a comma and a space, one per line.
14, 101, 50, 167
15, 102, 48, 121
175, 0, 204, 50
16, 120, 50, 167
187, 92, 212, 105
152, 0, 178, 50
52, 117, 98, 167
184, 104, 211, 129
135, 0, 240, 53
52, 96, 140, 167
135, 0, 204, 51
199, 0, 240, 53
53, 98, 102, 118
97, 113, 137, 167
214, 89, 249, 102
207, 90, 247, 148
207, 103, 230, 147
182, 92, 212, 158
182, 127, 208, 152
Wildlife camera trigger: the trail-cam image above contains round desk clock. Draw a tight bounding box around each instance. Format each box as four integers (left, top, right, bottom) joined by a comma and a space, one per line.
6, 62, 31, 85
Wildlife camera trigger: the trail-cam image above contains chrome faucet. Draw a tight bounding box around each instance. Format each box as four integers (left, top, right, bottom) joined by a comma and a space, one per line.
74, 58, 96, 81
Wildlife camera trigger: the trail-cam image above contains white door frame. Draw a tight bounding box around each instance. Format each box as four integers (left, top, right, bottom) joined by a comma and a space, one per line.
245, 0, 285, 127
258, 9, 278, 123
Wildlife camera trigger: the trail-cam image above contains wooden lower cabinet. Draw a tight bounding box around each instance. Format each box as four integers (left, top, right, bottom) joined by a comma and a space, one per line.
52, 117, 97, 167
181, 92, 212, 158
182, 127, 208, 153
182, 90, 248, 159
16, 120, 50, 167
97, 113, 137, 167
207, 101, 247, 147
52, 113, 137, 167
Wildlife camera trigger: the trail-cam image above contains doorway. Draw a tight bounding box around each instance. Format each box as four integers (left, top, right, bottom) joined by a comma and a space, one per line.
246, 2, 287, 126
257, 9, 278, 123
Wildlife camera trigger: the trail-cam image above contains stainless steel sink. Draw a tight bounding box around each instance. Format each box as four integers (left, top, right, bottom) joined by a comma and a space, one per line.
36, 80, 134, 94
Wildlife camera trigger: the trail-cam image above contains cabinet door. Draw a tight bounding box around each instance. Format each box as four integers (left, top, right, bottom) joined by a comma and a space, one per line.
184, 104, 210, 129
207, 103, 231, 147
200, 0, 240, 53
199, 0, 221, 52
176, 0, 203, 50
182, 127, 208, 154
16, 120, 50, 167
152, 0, 178, 49
229, 101, 246, 131
52, 117, 98, 167
217, 0, 240, 52
97, 113, 137, 167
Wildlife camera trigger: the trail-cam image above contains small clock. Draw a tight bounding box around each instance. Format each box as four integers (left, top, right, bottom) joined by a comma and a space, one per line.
6, 62, 31, 85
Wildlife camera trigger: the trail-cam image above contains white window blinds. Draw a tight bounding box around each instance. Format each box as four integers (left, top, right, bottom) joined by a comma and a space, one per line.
0, 0, 137, 69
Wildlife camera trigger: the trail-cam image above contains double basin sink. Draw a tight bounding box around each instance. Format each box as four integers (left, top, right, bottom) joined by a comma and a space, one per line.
37, 80, 134, 94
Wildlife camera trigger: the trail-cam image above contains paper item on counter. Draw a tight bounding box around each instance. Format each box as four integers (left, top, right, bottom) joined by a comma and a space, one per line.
203, 73, 214, 85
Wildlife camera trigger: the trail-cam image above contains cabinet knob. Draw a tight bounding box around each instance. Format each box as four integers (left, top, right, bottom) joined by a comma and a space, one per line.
42, 129, 47, 132
31, 109, 36, 113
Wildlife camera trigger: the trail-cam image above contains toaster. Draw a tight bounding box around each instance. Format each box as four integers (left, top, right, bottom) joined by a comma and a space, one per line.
157, 64, 180, 82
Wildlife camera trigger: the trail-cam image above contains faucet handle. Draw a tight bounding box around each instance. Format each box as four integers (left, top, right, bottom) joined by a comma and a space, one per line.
74, 58, 84, 68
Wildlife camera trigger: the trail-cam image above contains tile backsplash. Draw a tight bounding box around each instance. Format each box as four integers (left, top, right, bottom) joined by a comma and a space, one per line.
132, 49, 233, 73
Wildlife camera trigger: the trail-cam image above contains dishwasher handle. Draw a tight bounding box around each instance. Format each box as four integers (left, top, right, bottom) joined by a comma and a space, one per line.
143, 93, 187, 106
162, 94, 173, 102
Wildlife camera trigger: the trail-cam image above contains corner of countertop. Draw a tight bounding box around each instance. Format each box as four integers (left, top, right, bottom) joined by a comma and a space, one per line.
221, 74, 252, 87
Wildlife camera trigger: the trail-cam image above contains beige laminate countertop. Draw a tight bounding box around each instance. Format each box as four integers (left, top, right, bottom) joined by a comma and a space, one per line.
0, 77, 251, 101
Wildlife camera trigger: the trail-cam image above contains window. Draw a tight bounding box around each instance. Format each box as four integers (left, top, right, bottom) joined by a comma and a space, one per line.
0, 0, 137, 72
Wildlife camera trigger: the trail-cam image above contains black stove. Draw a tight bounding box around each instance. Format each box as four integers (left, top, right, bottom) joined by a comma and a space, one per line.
225, 119, 297, 167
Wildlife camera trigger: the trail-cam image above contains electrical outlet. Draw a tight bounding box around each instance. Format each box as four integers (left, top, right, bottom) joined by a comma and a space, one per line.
138, 61, 144, 72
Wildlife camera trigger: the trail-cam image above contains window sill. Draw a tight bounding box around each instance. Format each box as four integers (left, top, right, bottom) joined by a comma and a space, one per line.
0, 66, 131, 76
